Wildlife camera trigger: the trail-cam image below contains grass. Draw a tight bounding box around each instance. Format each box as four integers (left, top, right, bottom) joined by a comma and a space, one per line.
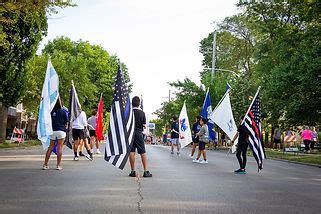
265, 148, 321, 165
0, 140, 41, 149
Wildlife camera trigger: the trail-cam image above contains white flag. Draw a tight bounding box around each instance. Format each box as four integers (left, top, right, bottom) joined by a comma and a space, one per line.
210, 92, 237, 149
37, 60, 59, 149
179, 102, 192, 148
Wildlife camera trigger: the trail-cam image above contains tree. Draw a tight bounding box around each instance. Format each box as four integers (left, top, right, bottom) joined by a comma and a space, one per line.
0, 1, 72, 143
24, 36, 130, 116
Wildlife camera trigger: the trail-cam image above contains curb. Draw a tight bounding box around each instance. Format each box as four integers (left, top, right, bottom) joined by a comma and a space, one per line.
267, 157, 321, 168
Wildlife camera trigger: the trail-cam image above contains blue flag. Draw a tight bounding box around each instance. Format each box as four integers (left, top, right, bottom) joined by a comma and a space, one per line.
226, 82, 231, 93
37, 60, 59, 149
200, 89, 216, 141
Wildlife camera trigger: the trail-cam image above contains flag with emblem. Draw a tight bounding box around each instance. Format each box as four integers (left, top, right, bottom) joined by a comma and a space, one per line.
179, 101, 192, 148
241, 86, 265, 170
200, 89, 215, 141
37, 60, 59, 149
104, 63, 135, 170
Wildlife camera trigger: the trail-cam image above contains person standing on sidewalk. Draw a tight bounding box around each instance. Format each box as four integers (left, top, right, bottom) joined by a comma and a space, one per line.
231, 116, 249, 174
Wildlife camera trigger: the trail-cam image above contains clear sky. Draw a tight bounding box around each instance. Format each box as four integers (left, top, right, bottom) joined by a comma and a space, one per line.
39, 0, 240, 118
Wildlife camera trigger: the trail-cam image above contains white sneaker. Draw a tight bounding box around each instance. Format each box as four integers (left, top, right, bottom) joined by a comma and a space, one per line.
188, 154, 194, 159
193, 159, 200, 163
200, 160, 208, 164
56, 166, 63, 170
96, 149, 101, 154
74, 156, 79, 161
42, 165, 49, 170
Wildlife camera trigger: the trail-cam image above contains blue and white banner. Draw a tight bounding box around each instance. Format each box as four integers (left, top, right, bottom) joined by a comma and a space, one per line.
200, 89, 216, 141
179, 102, 192, 148
37, 60, 59, 149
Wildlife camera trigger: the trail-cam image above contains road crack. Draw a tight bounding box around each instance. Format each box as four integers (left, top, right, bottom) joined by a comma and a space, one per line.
135, 172, 144, 214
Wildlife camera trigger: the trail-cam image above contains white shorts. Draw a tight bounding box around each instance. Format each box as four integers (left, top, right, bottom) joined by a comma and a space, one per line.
50, 131, 66, 140
171, 138, 180, 145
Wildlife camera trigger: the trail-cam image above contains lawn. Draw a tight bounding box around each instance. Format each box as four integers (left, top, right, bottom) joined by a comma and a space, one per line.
265, 148, 321, 165
0, 140, 41, 149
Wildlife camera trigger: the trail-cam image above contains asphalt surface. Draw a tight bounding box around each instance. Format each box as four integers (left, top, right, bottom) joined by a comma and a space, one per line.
0, 144, 321, 214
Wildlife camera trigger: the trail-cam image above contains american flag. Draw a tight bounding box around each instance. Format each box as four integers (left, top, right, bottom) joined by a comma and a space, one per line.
104, 63, 135, 169
242, 87, 265, 170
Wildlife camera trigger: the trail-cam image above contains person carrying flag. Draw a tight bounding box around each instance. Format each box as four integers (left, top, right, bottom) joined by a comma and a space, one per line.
72, 111, 93, 161
88, 110, 100, 154
231, 116, 249, 174
170, 116, 180, 155
189, 116, 201, 158
128, 96, 152, 178
193, 117, 209, 164
42, 99, 68, 170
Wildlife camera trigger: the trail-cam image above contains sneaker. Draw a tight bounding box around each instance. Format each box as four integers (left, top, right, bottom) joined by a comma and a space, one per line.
96, 149, 101, 154
129, 171, 136, 177
74, 156, 79, 161
192, 159, 200, 163
200, 160, 208, 164
234, 169, 246, 174
188, 154, 194, 159
171, 151, 174, 155
85, 154, 93, 161
42, 165, 49, 170
56, 166, 63, 170
143, 171, 152, 177
79, 152, 85, 157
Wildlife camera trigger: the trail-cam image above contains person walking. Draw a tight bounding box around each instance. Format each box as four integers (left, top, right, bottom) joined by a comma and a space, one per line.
311, 127, 318, 151
87, 110, 100, 154
301, 126, 313, 153
193, 117, 209, 164
189, 116, 201, 158
170, 116, 180, 155
72, 111, 93, 161
231, 116, 249, 174
128, 96, 152, 178
42, 99, 68, 170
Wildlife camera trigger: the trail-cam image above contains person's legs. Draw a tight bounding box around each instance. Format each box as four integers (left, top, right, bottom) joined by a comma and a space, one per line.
177, 142, 181, 154
241, 145, 247, 170
202, 149, 207, 161
304, 140, 309, 152
129, 152, 136, 171
95, 137, 100, 153
56, 138, 64, 167
90, 136, 95, 150
191, 143, 197, 156
171, 140, 174, 153
236, 147, 243, 170
141, 153, 148, 171
44, 140, 56, 167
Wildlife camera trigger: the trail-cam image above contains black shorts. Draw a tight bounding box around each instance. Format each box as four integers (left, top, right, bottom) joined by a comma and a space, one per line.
199, 141, 207, 150
72, 129, 85, 141
89, 130, 96, 137
274, 138, 281, 144
130, 131, 146, 154
192, 136, 199, 143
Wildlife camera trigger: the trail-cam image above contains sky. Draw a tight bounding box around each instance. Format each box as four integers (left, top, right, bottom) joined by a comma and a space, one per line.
39, 0, 240, 119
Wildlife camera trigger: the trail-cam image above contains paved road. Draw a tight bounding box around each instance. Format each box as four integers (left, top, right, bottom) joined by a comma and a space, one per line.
0, 145, 321, 214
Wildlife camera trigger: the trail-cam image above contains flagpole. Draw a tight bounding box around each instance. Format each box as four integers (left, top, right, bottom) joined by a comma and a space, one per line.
241, 86, 261, 125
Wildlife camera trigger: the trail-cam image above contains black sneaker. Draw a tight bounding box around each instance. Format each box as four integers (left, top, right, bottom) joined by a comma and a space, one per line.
129, 171, 136, 177
143, 171, 152, 177
90, 154, 93, 160
84, 154, 93, 161
79, 152, 85, 157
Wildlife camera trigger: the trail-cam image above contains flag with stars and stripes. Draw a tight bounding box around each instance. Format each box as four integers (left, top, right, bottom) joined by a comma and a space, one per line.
241, 86, 265, 170
104, 63, 135, 170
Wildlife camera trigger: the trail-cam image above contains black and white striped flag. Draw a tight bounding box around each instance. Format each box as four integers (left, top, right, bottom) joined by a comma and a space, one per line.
104, 63, 135, 169
242, 86, 265, 170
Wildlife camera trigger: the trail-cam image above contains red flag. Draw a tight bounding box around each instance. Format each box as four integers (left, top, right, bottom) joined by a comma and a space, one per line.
95, 95, 103, 141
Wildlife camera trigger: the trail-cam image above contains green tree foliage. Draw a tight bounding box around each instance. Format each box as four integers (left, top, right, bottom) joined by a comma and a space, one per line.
24, 36, 130, 115
0, 1, 73, 142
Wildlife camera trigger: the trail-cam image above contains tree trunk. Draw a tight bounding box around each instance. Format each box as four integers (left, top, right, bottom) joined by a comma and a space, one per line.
0, 104, 8, 143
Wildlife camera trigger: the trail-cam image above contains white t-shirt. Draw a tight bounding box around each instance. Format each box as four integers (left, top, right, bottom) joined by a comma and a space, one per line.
72, 111, 87, 129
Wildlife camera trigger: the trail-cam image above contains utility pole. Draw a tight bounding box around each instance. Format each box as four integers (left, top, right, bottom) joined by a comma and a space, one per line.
211, 30, 217, 84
